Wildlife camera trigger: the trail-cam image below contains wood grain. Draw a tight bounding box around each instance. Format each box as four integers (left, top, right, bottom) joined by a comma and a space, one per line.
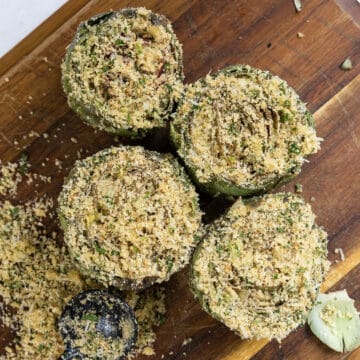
0, 1, 359, 359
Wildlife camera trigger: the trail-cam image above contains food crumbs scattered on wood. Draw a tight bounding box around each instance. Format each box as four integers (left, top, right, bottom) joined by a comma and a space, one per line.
295, 183, 303, 193
334, 248, 345, 262
55, 159, 63, 170
310, 196, 315, 202
297, 32, 305, 39
293, 0, 302, 12
182, 338, 192, 346
0, 159, 166, 358
18, 115, 23, 120
4, 77, 9, 82
70, 137, 78, 143
340, 58, 352, 71
29, 130, 40, 138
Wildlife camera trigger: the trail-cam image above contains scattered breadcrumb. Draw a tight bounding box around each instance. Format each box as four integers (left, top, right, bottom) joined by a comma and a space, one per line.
29, 131, 40, 138
310, 196, 315, 202
70, 137, 78, 144
0, 161, 23, 196
293, 0, 302, 12
43, 133, 49, 139
297, 32, 305, 39
54, 158, 63, 170
4, 77, 9, 82
182, 338, 192, 346
340, 58, 352, 71
295, 183, 303, 193
334, 248, 345, 262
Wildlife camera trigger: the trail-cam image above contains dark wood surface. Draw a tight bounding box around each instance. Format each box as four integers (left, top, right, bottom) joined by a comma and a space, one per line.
0, 0, 359, 359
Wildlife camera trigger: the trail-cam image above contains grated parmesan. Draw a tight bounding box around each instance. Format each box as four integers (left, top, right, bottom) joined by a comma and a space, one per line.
190, 193, 330, 341
171, 65, 320, 196
58, 146, 202, 289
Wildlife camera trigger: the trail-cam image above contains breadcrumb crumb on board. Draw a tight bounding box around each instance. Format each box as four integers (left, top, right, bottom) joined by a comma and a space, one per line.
0, 162, 166, 359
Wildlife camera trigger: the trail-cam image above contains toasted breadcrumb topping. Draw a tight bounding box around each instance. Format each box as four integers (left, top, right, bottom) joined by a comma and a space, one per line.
191, 193, 329, 341
58, 146, 202, 289
0, 162, 166, 359
172, 65, 320, 190
62, 7, 183, 134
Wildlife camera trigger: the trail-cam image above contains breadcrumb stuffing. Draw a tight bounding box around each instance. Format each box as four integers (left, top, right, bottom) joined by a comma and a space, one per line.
58, 146, 202, 289
171, 65, 319, 194
191, 193, 330, 341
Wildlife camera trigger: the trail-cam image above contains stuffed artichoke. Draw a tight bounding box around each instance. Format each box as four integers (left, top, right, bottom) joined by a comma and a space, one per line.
58, 146, 202, 290
62, 7, 184, 138
190, 193, 329, 341
171, 65, 320, 196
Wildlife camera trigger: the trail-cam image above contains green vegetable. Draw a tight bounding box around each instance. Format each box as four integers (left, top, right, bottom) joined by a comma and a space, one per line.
308, 290, 360, 352
289, 142, 301, 154
81, 313, 98, 322
115, 39, 125, 46
61, 8, 184, 138
170, 64, 317, 198
340, 58, 352, 71
94, 241, 107, 255
295, 183, 303, 193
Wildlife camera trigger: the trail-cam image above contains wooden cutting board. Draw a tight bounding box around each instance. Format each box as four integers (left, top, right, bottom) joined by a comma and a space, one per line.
0, 0, 359, 359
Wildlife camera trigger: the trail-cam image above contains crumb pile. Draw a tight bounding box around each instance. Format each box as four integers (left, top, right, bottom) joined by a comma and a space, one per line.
0, 156, 51, 198
0, 162, 166, 359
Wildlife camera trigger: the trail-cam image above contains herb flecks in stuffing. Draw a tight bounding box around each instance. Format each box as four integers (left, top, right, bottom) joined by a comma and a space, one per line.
58, 146, 202, 289
62, 7, 184, 136
190, 193, 330, 341
171, 65, 320, 196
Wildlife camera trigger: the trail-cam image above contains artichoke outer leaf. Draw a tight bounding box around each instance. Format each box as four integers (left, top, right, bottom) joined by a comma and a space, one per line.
307, 290, 360, 352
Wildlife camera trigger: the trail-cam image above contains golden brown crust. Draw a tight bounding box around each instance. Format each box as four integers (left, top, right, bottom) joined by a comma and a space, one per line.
58, 146, 202, 289
190, 193, 330, 341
